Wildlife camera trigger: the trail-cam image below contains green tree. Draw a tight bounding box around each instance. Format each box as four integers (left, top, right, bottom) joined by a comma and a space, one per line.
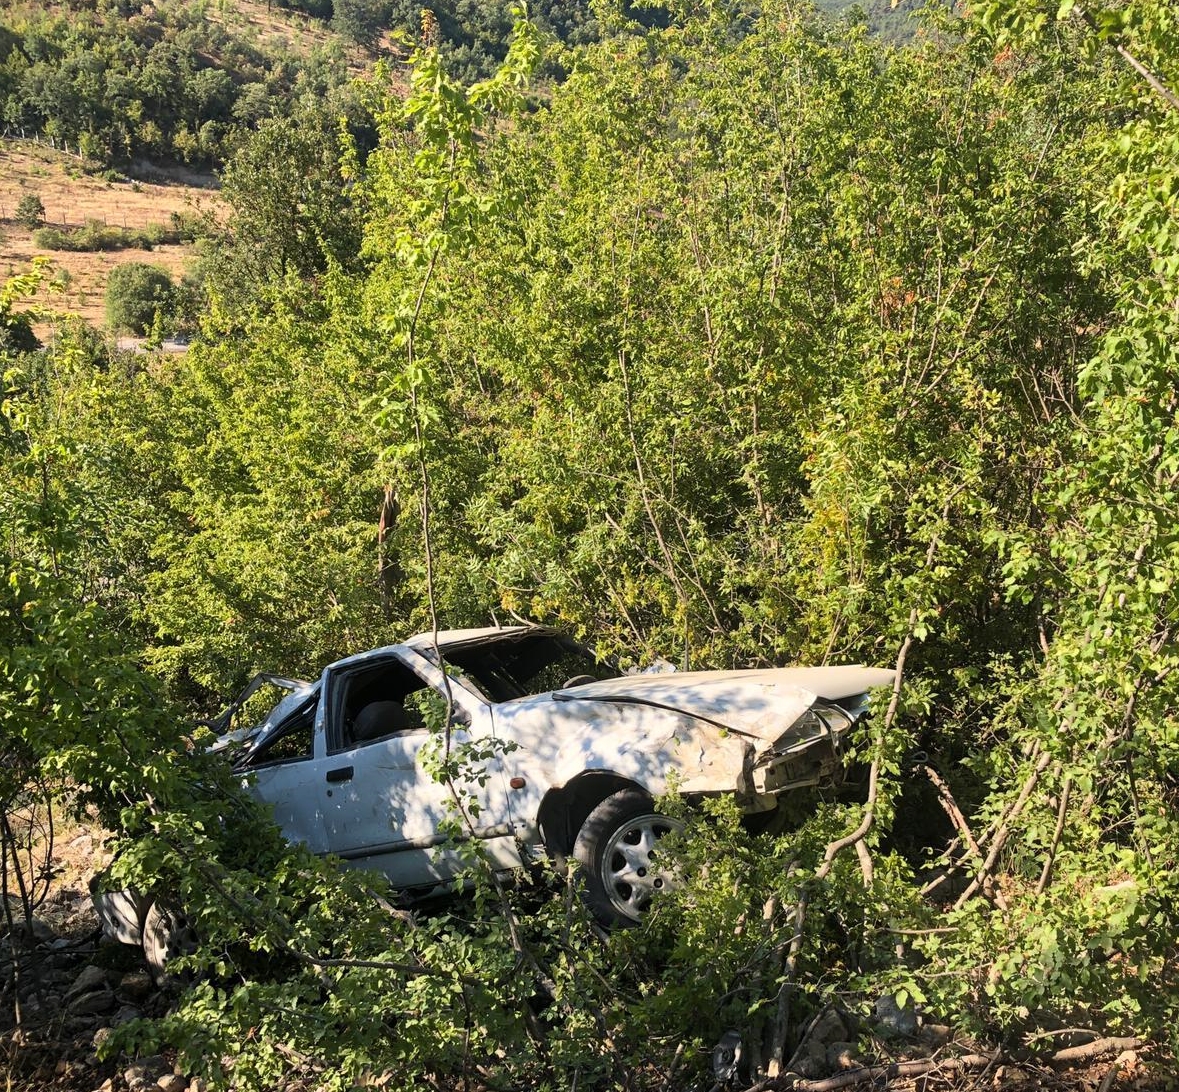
105, 261, 175, 334
14, 192, 45, 229
331, 0, 387, 48
204, 110, 362, 316
0, 261, 44, 353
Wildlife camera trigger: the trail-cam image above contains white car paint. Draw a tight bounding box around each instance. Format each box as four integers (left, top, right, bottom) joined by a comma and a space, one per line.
233, 628, 893, 890
95, 626, 896, 954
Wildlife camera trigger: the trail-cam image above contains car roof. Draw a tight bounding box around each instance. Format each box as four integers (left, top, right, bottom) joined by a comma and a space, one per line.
404, 625, 549, 652
322, 626, 552, 672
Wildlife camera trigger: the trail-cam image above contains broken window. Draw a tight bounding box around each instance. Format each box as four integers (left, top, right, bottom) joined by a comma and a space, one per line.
439, 632, 618, 702
242, 697, 316, 767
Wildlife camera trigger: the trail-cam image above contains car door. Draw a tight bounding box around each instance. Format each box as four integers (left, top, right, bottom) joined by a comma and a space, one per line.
244, 688, 332, 855
317, 648, 519, 889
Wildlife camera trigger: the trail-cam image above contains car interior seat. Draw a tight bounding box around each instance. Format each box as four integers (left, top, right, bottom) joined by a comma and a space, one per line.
351, 700, 410, 743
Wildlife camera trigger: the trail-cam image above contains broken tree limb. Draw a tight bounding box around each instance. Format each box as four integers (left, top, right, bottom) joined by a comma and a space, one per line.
766, 620, 921, 1075
741, 1036, 1144, 1092
778, 1053, 996, 1091
1035, 771, 1072, 895
953, 751, 1052, 910
1049, 1036, 1142, 1065
922, 763, 1006, 909
815, 626, 916, 887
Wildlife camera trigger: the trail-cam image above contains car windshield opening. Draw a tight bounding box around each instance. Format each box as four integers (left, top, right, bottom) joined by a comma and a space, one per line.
440, 632, 619, 702
238, 694, 317, 768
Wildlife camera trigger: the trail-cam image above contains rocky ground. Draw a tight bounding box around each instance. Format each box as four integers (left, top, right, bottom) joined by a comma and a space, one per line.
2, 821, 1171, 1091
0, 819, 201, 1092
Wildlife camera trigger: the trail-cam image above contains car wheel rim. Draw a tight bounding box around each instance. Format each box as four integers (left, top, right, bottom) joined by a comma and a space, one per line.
601, 813, 683, 919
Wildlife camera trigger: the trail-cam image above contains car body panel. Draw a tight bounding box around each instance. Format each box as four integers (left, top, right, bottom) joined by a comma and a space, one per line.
551, 666, 895, 742
494, 697, 752, 813
233, 630, 893, 887
95, 626, 896, 944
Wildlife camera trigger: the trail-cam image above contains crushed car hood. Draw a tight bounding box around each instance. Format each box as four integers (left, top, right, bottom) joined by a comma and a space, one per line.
552, 666, 895, 743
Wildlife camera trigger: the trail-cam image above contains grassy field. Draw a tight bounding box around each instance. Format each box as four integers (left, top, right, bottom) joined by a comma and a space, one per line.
0, 142, 219, 339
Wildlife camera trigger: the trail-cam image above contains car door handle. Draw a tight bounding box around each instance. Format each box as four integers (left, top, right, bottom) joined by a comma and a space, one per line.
326, 766, 354, 783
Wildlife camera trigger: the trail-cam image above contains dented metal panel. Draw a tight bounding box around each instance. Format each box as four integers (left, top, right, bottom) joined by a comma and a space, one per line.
552, 666, 894, 740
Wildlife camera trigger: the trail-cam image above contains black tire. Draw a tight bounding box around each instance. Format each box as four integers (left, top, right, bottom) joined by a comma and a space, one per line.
573, 789, 684, 925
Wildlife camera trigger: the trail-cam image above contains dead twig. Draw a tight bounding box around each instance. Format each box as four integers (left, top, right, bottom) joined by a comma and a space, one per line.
740, 1035, 1143, 1091
1035, 772, 1072, 895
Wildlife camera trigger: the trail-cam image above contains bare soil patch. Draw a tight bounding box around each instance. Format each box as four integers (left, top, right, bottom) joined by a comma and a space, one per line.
206, 0, 405, 73
0, 141, 220, 336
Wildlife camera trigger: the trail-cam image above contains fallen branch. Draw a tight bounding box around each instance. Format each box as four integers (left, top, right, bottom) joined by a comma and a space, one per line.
1035, 772, 1072, 895
922, 763, 1006, 909
765, 623, 918, 1075
782, 1053, 995, 1091
1049, 1036, 1141, 1065
740, 1035, 1143, 1091
953, 751, 1052, 910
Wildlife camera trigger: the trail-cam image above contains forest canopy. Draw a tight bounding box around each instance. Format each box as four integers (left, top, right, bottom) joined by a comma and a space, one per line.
3, 0, 1179, 1087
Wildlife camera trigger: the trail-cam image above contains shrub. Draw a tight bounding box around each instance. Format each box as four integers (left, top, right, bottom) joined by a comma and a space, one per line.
30, 221, 183, 252
105, 262, 176, 335
14, 193, 46, 229
30, 225, 71, 250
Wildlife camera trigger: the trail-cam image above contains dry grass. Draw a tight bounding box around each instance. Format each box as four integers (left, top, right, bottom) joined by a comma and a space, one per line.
208, 0, 406, 73
0, 141, 220, 336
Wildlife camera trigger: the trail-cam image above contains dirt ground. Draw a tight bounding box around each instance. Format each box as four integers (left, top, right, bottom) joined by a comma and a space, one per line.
2, 810, 1172, 1092
0, 142, 217, 336
0, 811, 171, 1092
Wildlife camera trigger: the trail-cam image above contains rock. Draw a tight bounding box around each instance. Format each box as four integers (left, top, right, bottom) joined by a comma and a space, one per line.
918, 1023, 951, 1047
124, 1055, 169, 1084
189, 1078, 207, 1092
91, 1080, 113, 1092
792, 1046, 826, 1080
874, 993, 917, 1037
128, 1079, 156, 1092
826, 1041, 862, 1070
157, 1075, 188, 1092
69, 989, 117, 1015
19, 996, 43, 1016
92, 1026, 114, 1051
68, 965, 109, 998
809, 1009, 849, 1046
118, 972, 154, 1002
26, 917, 57, 942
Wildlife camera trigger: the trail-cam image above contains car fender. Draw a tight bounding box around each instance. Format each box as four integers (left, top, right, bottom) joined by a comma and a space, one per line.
495, 699, 754, 840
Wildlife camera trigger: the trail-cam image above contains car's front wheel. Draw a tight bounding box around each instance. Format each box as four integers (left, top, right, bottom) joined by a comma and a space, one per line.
573, 789, 684, 925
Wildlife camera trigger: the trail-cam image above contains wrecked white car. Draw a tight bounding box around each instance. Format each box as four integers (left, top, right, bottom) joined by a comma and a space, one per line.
97, 626, 892, 960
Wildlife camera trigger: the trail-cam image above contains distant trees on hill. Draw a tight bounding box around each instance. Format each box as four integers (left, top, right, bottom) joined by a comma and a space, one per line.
0, 0, 609, 167
0, 0, 355, 167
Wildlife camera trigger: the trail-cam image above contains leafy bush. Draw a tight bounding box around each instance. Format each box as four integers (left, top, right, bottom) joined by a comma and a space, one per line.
14, 193, 45, 229
105, 262, 176, 335
32, 220, 183, 252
